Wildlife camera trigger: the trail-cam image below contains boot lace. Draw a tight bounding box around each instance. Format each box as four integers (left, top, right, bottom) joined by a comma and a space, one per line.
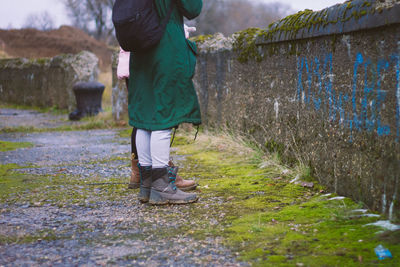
168, 167, 177, 191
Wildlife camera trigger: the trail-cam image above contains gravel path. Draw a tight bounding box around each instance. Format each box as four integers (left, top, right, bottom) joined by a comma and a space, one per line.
0, 130, 128, 167
0, 109, 247, 266
0, 108, 84, 129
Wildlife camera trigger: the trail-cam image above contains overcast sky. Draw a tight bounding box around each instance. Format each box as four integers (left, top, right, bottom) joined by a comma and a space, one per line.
0, 0, 346, 29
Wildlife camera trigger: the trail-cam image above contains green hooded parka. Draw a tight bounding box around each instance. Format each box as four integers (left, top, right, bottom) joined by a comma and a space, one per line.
128, 0, 203, 130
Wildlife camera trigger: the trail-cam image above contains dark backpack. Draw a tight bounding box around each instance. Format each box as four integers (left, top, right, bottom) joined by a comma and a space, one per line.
112, 0, 175, 52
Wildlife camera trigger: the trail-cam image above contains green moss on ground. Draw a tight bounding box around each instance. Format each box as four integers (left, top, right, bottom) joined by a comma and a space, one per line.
171, 132, 400, 266
1, 129, 398, 265
0, 105, 124, 133
0, 117, 124, 134
0, 123, 111, 133
0, 164, 40, 200
118, 128, 132, 138
0, 229, 60, 245
0, 103, 68, 115
0, 140, 33, 151
0, 162, 131, 207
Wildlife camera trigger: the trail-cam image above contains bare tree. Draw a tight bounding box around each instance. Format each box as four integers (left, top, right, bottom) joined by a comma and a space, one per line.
63, 0, 292, 43
23, 11, 55, 31
85, 0, 114, 40
63, 0, 90, 32
63, 0, 115, 43
192, 0, 293, 36
185, 0, 224, 34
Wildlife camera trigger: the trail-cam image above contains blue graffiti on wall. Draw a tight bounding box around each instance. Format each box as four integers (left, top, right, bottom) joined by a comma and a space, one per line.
297, 52, 400, 142
394, 53, 400, 143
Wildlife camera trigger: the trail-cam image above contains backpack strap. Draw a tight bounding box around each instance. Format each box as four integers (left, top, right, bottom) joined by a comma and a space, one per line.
159, 0, 176, 28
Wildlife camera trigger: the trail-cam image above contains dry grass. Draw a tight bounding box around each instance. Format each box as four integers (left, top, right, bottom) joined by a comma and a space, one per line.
99, 71, 112, 109
197, 131, 255, 158
0, 49, 10, 59
178, 127, 257, 160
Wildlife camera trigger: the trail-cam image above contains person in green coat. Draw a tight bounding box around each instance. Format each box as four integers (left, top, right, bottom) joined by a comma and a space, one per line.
128, 0, 202, 205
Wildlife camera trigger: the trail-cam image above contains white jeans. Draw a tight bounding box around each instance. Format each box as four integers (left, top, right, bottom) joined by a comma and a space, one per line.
136, 129, 171, 168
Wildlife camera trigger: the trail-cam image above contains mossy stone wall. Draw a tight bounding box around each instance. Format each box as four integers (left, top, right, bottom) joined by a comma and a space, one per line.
0, 51, 99, 111
193, 0, 400, 220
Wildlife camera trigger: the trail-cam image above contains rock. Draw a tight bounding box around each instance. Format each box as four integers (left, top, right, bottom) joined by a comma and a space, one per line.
301, 182, 314, 188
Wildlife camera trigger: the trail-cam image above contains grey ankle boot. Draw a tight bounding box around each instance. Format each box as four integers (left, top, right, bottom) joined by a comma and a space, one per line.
149, 167, 198, 205
138, 165, 152, 203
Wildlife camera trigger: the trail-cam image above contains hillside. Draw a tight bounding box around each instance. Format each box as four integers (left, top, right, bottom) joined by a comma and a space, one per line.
0, 26, 112, 71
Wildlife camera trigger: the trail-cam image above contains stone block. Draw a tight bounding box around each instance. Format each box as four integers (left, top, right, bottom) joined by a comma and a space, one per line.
111, 49, 128, 122
0, 51, 99, 111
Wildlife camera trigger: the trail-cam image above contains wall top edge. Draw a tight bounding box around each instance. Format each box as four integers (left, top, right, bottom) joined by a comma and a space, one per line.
192, 0, 399, 55
255, 0, 400, 45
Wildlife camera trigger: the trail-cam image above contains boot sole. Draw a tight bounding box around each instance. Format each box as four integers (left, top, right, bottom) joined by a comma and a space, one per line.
149, 198, 198, 205
138, 187, 150, 203
177, 184, 197, 192
149, 190, 198, 205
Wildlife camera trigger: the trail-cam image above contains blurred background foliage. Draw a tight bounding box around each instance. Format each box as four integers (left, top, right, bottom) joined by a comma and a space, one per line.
59, 0, 292, 45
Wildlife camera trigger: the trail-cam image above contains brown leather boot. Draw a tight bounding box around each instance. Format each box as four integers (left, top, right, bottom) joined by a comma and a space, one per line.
168, 160, 197, 191
128, 154, 140, 189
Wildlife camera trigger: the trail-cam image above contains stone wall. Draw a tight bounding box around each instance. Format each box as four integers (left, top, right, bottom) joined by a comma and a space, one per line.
194, 0, 400, 220
111, 49, 128, 122
0, 51, 99, 111
111, 0, 400, 220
